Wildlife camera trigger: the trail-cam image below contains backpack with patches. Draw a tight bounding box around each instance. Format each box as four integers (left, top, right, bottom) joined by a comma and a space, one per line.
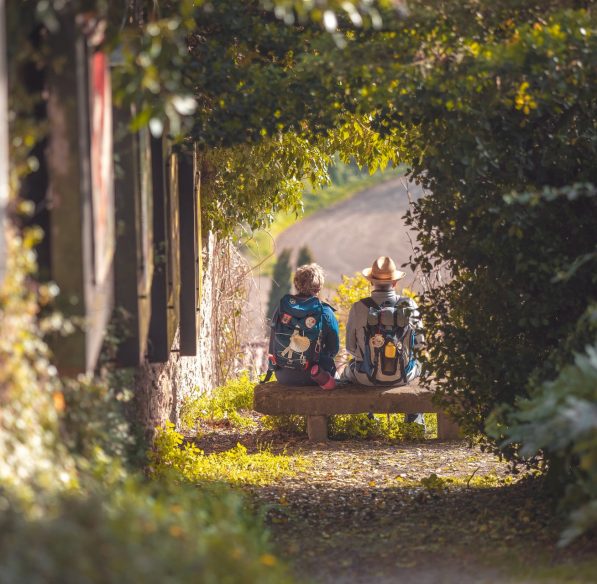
267, 294, 324, 376
357, 297, 416, 385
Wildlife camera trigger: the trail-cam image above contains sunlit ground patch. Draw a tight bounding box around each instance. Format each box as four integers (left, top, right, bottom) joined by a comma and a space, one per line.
150, 422, 309, 486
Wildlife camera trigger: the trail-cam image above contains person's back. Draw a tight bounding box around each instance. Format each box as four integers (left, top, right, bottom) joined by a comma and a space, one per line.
342, 256, 424, 387
267, 263, 339, 386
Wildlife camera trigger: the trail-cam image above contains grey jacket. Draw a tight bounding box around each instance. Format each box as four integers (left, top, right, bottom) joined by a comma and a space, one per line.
345, 289, 424, 385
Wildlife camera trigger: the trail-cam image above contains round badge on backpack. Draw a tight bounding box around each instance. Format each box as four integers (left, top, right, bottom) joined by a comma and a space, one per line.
371, 334, 385, 348
305, 316, 316, 329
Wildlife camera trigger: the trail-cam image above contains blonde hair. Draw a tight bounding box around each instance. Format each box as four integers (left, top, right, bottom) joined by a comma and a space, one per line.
294, 263, 325, 296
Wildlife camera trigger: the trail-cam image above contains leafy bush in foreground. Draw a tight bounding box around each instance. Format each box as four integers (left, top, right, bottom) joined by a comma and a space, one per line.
62, 372, 138, 463
489, 325, 597, 545
0, 228, 77, 502
0, 232, 292, 581
0, 480, 291, 584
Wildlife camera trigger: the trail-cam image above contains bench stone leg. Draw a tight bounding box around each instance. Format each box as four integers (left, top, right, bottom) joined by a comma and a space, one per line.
307, 415, 328, 442
437, 411, 462, 441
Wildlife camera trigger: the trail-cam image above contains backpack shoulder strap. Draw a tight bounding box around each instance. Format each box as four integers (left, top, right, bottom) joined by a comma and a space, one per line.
279, 293, 293, 307
360, 297, 379, 310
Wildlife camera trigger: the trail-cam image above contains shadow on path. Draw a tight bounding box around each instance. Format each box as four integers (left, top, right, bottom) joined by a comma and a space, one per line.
191, 422, 596, 583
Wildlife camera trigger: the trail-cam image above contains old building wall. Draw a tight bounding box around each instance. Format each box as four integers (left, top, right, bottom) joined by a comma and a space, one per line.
134, 232, 252, 434
196, 232, 217, 391
134, 233, 217, 433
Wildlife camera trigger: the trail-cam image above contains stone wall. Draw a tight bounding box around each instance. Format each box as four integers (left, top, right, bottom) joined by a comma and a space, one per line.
134, 233, 251, 435
196, 232, 217, 391
134, 233, 218, 433
134, 328, 204, 434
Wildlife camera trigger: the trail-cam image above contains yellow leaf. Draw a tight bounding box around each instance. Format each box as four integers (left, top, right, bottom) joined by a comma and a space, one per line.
260, 554, 277, 566
53, 391, 66, 412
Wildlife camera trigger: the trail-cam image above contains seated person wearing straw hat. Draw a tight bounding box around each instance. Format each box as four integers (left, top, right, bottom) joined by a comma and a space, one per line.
341, 256, 426, 423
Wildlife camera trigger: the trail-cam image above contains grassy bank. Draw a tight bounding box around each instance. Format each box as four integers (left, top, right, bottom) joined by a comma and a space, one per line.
242, 166, 404, 274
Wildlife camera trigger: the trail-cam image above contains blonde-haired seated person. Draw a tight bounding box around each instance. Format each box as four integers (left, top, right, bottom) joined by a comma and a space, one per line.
341, 256, 426, 425
266, 263, 339, 387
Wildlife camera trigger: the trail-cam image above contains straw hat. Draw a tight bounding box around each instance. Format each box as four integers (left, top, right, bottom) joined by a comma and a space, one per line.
362, 256, 405, 283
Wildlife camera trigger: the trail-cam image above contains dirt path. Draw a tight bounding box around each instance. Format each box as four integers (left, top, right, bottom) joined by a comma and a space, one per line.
276, 176, 423, 287
196, 424, 596, 584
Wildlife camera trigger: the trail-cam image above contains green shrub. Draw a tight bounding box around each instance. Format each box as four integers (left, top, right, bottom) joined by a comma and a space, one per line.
149, 422, 307, 486
488, 326, 597, 545
263, 413, 437, 441
329, 413, 433, 441
180, 371, 256, 432
0, 234, 294, 582
395, 10, 597, 518
0, 228, 77, 502
62, 371, 138, 463
0, 480, 292, 584
262, 414, 307, 435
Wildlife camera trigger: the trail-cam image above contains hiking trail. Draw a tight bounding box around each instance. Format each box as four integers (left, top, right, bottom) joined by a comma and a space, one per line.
195, 419, 596, 584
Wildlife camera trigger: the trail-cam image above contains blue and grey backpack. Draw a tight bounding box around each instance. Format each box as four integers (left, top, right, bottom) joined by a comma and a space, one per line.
265, 294, 324, 380
357, 297, 416, 385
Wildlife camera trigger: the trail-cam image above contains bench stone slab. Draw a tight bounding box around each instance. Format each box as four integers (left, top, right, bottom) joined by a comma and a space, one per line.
254, 381, 461, 442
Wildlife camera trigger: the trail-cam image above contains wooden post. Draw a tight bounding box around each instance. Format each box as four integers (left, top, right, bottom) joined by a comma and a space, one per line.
148, 138, 181, 363
166, 152, 180, 347
46, 12, 114, 374
113, 103, 153, 366
147, 135, 169, 362
307, 415, 328, 442
178, 150, 198, 356
194, 145, 202, 332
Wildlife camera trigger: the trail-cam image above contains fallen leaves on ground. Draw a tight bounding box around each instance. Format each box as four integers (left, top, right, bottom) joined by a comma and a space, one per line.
188, 415, 596, 584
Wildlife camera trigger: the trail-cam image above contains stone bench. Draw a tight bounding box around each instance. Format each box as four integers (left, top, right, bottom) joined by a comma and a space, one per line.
253, 380, 461, 442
